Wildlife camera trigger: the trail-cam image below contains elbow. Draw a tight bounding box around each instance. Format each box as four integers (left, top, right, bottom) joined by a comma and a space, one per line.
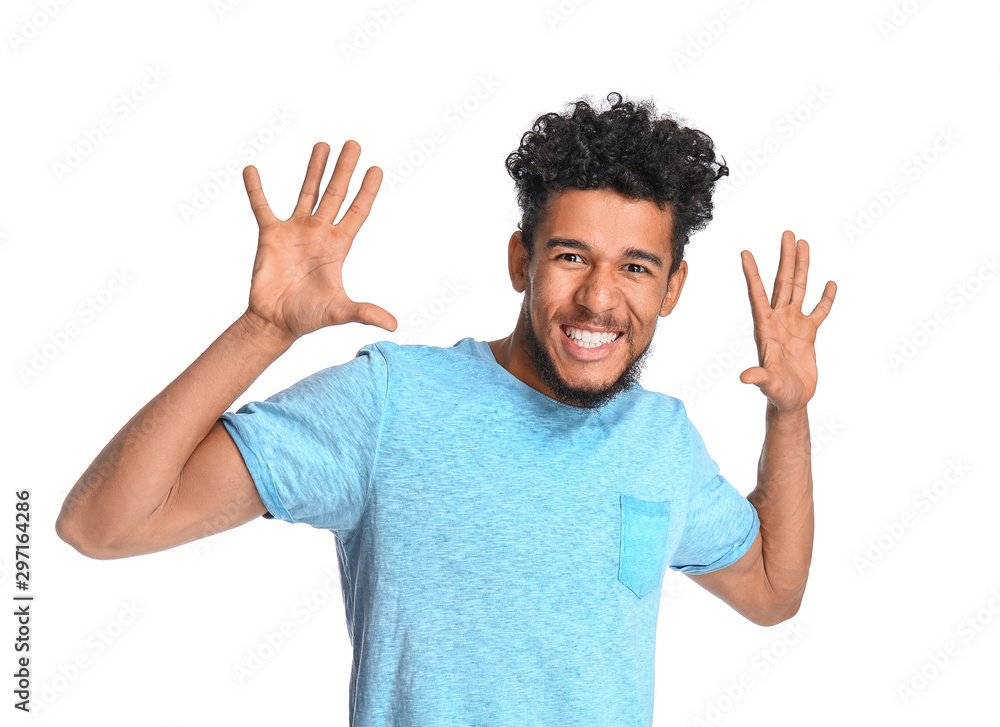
55, 509, 119, 560
56, 477, 135, 560
750, 603, 800, 627
749, 592, 803, 627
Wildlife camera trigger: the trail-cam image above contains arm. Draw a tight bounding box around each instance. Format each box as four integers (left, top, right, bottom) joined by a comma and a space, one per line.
686, 231, 835, 626
55, 140, 396, 559
55, 315, 291, 559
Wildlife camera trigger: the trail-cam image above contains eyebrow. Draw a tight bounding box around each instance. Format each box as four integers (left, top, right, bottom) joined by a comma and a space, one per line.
543, 236, 665, 271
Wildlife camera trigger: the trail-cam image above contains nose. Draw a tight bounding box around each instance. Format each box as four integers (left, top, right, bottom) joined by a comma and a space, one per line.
573, 262, 622, 317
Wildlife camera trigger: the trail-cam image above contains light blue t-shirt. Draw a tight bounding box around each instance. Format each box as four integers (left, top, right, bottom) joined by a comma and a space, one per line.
220, 336, 760, 726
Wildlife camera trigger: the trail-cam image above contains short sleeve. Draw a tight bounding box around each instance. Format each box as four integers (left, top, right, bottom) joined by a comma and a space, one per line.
668, 413, 760, 574
219, 342, 389, 539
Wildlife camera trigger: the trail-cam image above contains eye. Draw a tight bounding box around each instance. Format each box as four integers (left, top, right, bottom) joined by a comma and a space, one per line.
557, 254, 649, 275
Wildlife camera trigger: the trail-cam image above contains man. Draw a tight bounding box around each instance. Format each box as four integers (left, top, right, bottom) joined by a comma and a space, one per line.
56, 91, 836, 726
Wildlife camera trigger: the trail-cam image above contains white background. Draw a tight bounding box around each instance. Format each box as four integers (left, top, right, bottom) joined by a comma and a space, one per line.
4, 0, 999, 724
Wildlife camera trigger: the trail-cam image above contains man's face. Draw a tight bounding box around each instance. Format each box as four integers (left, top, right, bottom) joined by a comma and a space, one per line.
507, 188, 688, 408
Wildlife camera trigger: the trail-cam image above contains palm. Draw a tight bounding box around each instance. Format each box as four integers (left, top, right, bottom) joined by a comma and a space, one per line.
242, 141, 397, 339
740, 231, 836, 412
248, 217, 356, 338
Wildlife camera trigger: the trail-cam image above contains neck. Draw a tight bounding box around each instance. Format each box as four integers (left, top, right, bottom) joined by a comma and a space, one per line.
487, 311, 553, 399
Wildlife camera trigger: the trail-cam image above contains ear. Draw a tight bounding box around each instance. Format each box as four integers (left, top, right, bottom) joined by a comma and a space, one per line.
508, 230, 529, 293
659, 259, 688, 317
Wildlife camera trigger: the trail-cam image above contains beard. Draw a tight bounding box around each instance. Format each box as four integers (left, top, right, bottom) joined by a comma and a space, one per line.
521, 301, 656, 409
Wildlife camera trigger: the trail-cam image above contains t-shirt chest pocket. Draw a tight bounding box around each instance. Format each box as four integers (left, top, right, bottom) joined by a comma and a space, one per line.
617, 494, 675, 598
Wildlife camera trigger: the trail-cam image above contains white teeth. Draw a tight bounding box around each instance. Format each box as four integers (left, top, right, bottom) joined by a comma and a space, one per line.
563, 326, 619, 348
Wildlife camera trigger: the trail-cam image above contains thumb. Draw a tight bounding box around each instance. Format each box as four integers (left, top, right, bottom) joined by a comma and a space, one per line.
346, 300, 398, 332
739, 366, 770, 387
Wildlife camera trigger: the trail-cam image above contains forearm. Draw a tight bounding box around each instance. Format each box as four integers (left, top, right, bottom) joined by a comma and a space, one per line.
747, 401, 814, 616
55, 310, 295, 551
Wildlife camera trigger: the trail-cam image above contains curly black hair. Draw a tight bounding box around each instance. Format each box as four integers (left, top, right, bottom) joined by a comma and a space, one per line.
505, 91, 729, 280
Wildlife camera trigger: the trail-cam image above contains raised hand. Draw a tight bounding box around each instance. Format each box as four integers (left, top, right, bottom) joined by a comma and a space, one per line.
240, 140, 397, 340
739, 231, 837, 413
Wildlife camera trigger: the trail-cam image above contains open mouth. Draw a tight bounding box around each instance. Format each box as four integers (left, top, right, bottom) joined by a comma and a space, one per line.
560, 324, 621, 349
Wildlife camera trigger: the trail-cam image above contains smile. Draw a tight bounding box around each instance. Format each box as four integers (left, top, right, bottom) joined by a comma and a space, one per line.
563, 325, 619, 347
560, 324, 623, 360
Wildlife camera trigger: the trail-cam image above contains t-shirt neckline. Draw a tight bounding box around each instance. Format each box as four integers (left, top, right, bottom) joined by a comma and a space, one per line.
464, 337, 629, 415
